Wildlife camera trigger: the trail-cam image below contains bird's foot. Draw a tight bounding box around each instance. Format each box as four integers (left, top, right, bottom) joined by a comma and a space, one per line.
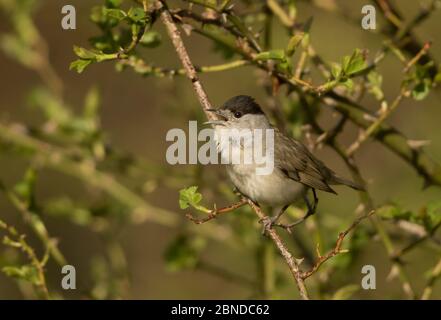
258, 216, 280, 235
274, 217, 306, 234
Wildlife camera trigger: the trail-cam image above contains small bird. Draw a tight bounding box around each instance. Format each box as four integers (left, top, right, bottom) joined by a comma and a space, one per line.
206, 95, 364, 229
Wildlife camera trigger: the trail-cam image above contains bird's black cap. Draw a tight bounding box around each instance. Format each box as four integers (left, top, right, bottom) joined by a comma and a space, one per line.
221, 95, 264, 115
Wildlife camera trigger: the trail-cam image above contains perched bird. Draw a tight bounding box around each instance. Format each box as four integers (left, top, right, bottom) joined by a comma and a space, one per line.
206, 95, 364, 229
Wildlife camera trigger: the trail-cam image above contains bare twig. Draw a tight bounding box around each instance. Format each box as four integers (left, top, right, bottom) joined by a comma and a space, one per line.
155, 1, 217, 121
346, 41, 431, 157
0, 181, 66, 266
301, 210, 375, 280
120, 57, 249, 77
300, 97, 417, 299
393, 220, 441, 258
0, 123, 231, 242
247, 200, 309, 300
178, 13, 441, 187
403, 41, 432, 73
421, 258, 441, 300
186, 199, 247, 224
0, 220, 50, 299
346, 90, 407, 157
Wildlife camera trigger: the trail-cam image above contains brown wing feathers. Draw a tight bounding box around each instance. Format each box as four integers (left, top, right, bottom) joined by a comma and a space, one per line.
275, 129, 350, 194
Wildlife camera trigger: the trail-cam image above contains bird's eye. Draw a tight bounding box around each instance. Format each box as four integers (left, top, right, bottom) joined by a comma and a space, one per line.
234, 111, 242, 118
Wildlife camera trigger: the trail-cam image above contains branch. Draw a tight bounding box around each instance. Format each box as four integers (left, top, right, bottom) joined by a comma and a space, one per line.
0, 181, 66, 266
155, 1, 217, 121
177, 13, 441, 187
0, 122, 231, 243
301, 210, 375, 280
120, 57, 249, 77
247, 200, 309, 300
185, 199, 247, 224
156, 0, 309, 299
421, 258, 441, 300
346, 89, 407, 157
0, 220, 50, 299
300, 97, 417, 299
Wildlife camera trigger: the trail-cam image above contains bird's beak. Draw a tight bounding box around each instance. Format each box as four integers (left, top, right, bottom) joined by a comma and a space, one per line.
204, 108, 227, 126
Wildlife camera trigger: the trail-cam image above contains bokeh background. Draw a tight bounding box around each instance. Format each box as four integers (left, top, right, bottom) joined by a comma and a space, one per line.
0, 0, 440, 299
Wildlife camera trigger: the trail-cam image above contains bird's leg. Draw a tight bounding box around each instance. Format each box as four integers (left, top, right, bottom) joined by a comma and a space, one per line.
275, 189, 319, 233
259, 205, 289, 235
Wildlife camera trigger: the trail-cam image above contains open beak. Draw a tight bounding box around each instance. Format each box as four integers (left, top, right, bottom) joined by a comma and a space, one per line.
204, 109, 227, 126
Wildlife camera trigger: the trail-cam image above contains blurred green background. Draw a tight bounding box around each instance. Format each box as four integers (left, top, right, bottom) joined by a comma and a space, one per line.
0, 0, 440, 299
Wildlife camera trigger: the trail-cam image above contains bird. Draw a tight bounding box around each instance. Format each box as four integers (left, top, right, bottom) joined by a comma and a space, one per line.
205, 95, 364, 230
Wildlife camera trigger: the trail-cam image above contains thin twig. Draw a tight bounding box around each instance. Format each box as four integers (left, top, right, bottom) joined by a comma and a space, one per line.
403, 41, 432, 73
120, 57, 249, 77
186, 199, 247, 224
0, 123, 231, 242
392, 220, 441, 258
301, 210, 375, 279
0, 181, 66, 266
155, 1, 217, 121
421, 258, 441, 300
0, 220, 50, 299
346, 90, 407, 157
179, 13, 441, 186
247, 200, 309, 299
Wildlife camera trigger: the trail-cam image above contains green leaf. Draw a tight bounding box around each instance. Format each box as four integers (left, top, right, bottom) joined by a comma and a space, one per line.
105, 0, 123, 8
367, 71, 384, 100
426, 200, 441, 229
254, 50, 286, 61
13, 168, 36, 205
342, 49, 367, 76
2, 265, 40, 285
73, 46, 97, 60
44, 197, 92, 226
127, 7, 146, 23
276, 60, 293, 76
340, 78, 354, 90
102, 8, 126, 21
331, 63, 342, 79
412, 79, 431, 101
139, 31, 161, 48
377, 205, 403, 219
285, 33, 303, 57
164, 235, 206, 272
179, 186, 203, 210
377, 204, 414, 221
69, 59, 92, 74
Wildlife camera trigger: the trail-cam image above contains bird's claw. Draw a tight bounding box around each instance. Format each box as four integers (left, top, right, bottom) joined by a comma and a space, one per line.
258, 216, 279, 235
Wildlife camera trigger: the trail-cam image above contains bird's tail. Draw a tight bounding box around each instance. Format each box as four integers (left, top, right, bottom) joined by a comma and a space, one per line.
329, 175, 365, 191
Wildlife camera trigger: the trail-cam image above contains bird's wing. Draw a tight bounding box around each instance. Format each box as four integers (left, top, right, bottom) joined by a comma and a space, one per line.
274, 129, 338, 194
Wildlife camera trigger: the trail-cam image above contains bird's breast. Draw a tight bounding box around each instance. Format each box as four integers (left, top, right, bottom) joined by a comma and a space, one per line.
227, 164, 305, 207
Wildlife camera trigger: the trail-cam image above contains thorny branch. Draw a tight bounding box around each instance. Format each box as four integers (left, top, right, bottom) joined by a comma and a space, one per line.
171, 5, 441, 188
1, 0, 440, 300
156, 0, 311, 299
0, 220, 50, 299
301, 210, 375, 280
186, 199, 248, 224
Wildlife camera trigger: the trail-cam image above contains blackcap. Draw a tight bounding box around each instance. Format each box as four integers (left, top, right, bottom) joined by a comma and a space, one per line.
206, 95, 364, 229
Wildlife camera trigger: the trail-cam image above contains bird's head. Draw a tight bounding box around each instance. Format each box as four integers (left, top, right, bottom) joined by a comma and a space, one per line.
205, 95, 269, 129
